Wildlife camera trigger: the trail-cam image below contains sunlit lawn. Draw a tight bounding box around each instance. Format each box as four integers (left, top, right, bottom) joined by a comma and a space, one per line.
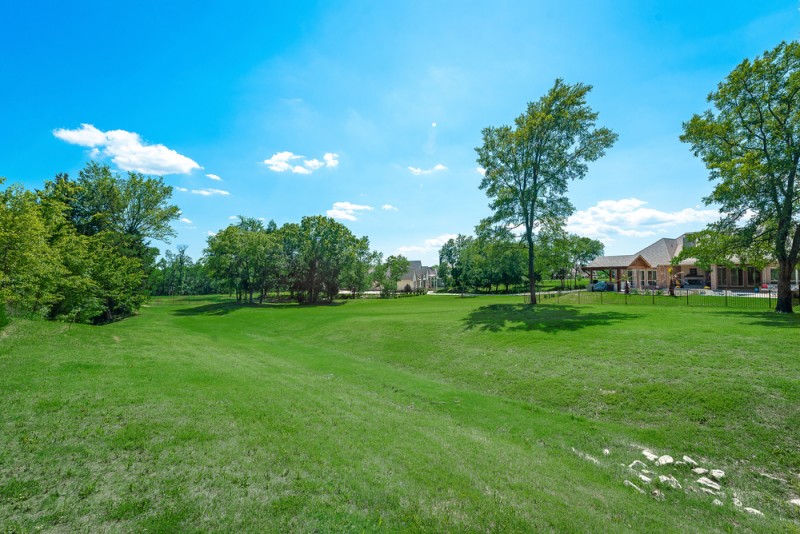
1, 295, 798, 532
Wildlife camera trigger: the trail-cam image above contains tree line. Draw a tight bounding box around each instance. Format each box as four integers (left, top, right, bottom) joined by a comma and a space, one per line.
438, 219, 603, 293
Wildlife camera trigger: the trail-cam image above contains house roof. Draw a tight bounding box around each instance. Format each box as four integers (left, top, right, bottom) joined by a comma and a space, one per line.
585, 234, 692, 270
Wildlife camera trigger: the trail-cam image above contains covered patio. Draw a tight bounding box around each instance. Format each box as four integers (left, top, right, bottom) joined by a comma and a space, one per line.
584, 254, 653, 291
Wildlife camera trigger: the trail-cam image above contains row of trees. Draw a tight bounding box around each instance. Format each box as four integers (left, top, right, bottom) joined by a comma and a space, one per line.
202, 215, 409, 304
438, 220, 603, 293
0, 163, 179, 323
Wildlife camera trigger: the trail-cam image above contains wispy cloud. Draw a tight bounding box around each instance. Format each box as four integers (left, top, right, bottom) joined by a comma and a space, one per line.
206, 173, 222, 181
382, 204, 399, 211
397, 233, 458, 255
476, 167, 486, 176
53, 123, 200, 175
175, 186, 188, 192
192, 188, 230, 196
207, 230, 217, 237
264, 151, 339, 174
326, 201, 373, 221
408, 163, 447, 176
179, 217, 192, 224
566, 198, 719, 241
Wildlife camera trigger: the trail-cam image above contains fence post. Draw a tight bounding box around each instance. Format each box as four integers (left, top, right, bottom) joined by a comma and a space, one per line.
652, 290, 655, 305
686, 289, 689, 306
725, 290, 728, 307
769, 289, 772, 308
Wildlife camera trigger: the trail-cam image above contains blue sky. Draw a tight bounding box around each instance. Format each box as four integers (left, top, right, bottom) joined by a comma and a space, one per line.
2, 1, 798, 265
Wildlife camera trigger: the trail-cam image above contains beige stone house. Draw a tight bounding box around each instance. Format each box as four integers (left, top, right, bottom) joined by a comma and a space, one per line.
396, 261, 439, 291
584, 234, 799, 291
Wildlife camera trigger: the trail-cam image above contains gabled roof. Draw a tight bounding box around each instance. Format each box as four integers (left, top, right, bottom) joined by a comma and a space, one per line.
585, 234, 695, 270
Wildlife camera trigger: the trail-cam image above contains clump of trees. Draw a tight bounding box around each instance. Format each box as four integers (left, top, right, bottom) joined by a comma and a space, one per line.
203, 215, 386, 304
0, 163, 179, 323
438, 219, 602, 293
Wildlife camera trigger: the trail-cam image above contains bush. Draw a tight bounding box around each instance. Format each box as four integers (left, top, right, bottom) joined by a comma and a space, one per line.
0, 301, 9, 329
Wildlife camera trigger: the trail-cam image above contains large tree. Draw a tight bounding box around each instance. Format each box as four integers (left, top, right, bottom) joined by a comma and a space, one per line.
681, 41, 800, 313
476, 79, 617, 304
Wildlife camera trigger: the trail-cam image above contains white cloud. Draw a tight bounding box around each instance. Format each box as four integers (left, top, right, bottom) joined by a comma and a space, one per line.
179, 217, 192, 224
228, 215, 238, 220
53, 123, 200, 175
175, 186, 188, 192
382, 204, 399, 211
206, 173, 222, 181
476, 167, 486, 176
324, 153, 339, 168
397, 233, 458, 256
207, 230, 217, 237
408, 163, 447, 176
566, 198, 719, 241
326, 201, 373, 221
192, 188, 230, 196
263, 151, 339, 174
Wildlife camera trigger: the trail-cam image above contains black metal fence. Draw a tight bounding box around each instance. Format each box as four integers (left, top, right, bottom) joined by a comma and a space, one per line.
525, 288, 800, 310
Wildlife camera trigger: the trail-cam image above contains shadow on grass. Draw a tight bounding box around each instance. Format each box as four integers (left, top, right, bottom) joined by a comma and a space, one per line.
172, 300, 346, 317
705, 308, 800, 328
462, 303, 637, 333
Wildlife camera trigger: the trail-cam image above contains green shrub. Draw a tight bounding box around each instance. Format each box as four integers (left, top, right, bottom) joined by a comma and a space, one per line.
0, 301, 9, 329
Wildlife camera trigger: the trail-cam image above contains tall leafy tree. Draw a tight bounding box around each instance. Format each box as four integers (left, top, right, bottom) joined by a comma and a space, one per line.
376, 255, 410, 296
476, 79, 617, 303
681, 41, 800, 313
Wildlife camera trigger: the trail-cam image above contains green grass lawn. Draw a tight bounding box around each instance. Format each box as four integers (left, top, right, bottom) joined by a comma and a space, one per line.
1, 296, 799, 532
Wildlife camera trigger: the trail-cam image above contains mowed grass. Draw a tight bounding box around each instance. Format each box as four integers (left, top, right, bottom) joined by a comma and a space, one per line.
1, 296, 799, 532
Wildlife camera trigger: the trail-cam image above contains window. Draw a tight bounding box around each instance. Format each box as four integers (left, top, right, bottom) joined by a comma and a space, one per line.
770, 268, 779, 283
718, 267, 727, 286
747, 267, 761, 286
689, 268, 697, 276
731, 268, 744, 286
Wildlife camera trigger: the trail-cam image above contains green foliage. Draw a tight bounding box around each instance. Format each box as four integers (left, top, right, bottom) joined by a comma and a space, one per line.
681, 40, 800, 312
205, 216, 375, 304
476, 79, 617, 301
0, 300, 8, 329
0, 163, 179, 324
375, 254, 410, 297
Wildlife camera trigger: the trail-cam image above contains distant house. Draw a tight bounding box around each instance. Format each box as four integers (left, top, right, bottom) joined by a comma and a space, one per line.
584, 234, 800, 291
396, 261, 439, 291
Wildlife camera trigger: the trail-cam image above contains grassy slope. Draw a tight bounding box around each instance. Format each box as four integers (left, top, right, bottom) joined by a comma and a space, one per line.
1, 295, 798, 532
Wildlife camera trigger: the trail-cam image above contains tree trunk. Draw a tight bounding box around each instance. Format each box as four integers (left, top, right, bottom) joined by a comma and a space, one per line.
526, 231, 536, 305
775, 258, 794, 313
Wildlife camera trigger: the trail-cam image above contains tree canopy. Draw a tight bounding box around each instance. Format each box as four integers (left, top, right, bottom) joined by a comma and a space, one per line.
681, 41, 800, 313
476, 79, 617, 303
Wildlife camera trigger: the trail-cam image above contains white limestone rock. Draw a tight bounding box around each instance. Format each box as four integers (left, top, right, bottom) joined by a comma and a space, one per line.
629, 460, 647, 470
642, 450, 659, 462
697, 477, 721, 491
603, 448, 610, 456
658, 475, 681, 489
624, 480, 645, 494
712, 499, 724, 506
682, 455, 698, 466
639, 474, 652, 483
656, 455, 674, 466
692, 467, 708, 475
710, 469, 725, 480
652, 489, 664, 500
790, 499, 800, 507
744, 507, 763, 517
732, 498, 743, 507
